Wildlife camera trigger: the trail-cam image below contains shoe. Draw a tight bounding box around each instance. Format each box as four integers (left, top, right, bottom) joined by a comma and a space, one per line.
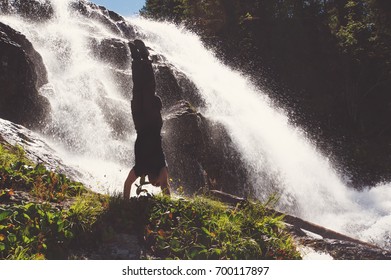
128, 41, 140, 60
134, 39, 150, 60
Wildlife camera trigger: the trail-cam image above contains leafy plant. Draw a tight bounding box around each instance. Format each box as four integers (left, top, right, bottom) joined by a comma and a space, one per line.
0, 144, 84, 202
0, 203, 71, 259
0, 143, 96, 259
1, 143, 301, 260
143, 195, 301, 260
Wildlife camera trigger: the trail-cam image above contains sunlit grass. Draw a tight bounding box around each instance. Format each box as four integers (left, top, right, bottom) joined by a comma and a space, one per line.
1, 143, 301, 259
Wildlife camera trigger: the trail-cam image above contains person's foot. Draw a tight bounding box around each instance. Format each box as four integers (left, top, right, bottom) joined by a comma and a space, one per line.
128, 41, 140, 60
134, 39, 150, 60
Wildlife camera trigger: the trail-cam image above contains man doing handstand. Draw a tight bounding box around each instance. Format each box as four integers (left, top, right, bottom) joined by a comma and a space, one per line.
123, 39, 170, 198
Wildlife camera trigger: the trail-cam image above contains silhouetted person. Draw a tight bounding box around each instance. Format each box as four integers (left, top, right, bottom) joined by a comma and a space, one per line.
123, 39, 170, 198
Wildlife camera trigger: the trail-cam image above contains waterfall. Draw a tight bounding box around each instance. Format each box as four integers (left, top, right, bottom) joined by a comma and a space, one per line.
129, 18, 391, 249
1, 0, 136, 192
1, 0, 390, 249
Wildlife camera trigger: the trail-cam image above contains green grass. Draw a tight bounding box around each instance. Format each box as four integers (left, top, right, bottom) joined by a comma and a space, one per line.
0, 143, 84, 202
0, 142, 102, 259
142, 195, 301, 260
1, 142, 301, 260
0, 145, 28, 167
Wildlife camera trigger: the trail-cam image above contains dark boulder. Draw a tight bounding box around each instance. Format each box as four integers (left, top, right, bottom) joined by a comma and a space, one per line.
70, 1, 135, 38
111, 69, 132, 98
175, 71, 205, 109
162, 101, 251, 196
96, 4, 135, 38
95, 38, 130, 70
70, 1, 122, 35
0, 22, 48, 87
198, 115, 251, 196
0, 0, 54, 22
0, 22, 50, 129
87, 37, 132, 96
117, 21, 136, 39
155, 64, 205, 110
155, 66, 183, 108
163, 101, 206, 193
0, 118, 82, 181
96, 96, 133, 140
0, 0, 9, 13
97, 5, 123, 23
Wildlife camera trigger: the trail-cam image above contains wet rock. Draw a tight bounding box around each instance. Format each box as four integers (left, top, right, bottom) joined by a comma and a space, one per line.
0, 0, 54, 22
96, 96, 133, 140
95, 38, 130, 70
0, 118, 82, 182
0, 22, 50, 129
155, 63, 205, 109
199, 116, 251, 196
295, 234, 391, 260
69, 1, 135, 38
112, 69, 132, 98
282, 212, 391, 259
155, 66, 184, 108
0, 22, 48, 87
97, 5, 123, 23
175, 71, 205, 109
117, 21, 136, 39
163, 101, 207, 193
0, 0, 9, 13
70, 1, 122, 35
163, 101, 251, 196
208, 190, 391, 260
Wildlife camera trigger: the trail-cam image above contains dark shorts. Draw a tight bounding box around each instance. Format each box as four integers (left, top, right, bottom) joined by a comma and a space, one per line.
133, 130, 166, 178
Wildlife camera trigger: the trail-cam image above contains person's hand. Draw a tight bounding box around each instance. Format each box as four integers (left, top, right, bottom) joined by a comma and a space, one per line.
123, 168, 137, 199
154, 166, 170, 196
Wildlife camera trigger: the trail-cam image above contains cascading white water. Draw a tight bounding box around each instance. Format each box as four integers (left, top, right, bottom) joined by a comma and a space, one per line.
1, 0, 136, 192
129, 18, 391, 249
1, 1, 390, 248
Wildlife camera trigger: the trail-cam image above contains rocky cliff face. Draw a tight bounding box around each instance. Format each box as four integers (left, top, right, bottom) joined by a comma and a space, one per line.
0, 0, 252, 196
163, 101, 251, 196
0, 1, 52, 128
0, 118, 81, 180
0, 22, 50, 129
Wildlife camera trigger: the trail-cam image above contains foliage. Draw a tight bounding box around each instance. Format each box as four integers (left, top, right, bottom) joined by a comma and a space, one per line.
0, 192, 108, 260
143, 195, 301, 260
66, 193, 107, 233
0, 143, 104, 259
1, 143, 300, 259
0, 144, 28, 168
141, 0, 390, 66
141, 0, 223, 23
0, 144, 84, 202
0, 202, 72, 259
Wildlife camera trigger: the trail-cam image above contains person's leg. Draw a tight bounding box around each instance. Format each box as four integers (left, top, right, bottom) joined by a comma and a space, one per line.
128, 41, 141, 60
134, 39, 150, 60
123, 167, 137, 199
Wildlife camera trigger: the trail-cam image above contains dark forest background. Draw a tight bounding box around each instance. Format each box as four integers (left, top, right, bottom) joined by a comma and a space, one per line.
140, 0, 391, 188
